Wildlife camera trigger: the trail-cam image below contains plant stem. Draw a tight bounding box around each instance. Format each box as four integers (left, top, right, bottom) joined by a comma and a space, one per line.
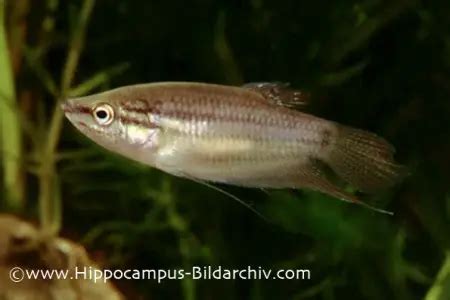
38, 0, 95, 236
160, 180, 196, 300
0, 0, 24, 208
214, 11, 243, 85
425, 252, 450, 300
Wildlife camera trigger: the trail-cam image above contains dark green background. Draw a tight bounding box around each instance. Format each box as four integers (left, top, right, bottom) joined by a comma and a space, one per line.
3, 0, 450, 299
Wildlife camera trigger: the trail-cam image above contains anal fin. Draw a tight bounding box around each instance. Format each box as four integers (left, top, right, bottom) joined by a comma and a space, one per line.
299, 160, 393, 215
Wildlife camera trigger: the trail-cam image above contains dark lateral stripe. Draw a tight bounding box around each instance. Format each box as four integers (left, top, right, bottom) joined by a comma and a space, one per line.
122, 99, 305, 130
125, 108, 147, 114
121, 101, 162, 115
122, 106, 156, 114
119, 115, 158, 128
121, 99, 287, 127
160, 109, 292, 128
64, 104, 91, 114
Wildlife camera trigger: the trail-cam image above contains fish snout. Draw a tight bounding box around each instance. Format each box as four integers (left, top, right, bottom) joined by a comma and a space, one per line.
60, 100, 73, 113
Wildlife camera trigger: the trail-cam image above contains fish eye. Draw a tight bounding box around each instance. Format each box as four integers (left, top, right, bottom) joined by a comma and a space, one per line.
93, 103, 114, 125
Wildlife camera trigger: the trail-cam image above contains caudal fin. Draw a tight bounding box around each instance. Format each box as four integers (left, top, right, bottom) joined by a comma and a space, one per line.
326, 125, 406, 193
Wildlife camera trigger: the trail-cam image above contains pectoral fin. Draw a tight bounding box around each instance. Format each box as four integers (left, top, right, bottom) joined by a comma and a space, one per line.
242, 82, 309, 108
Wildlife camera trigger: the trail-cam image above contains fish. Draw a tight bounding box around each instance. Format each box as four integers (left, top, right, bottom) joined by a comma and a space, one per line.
62, 82, 405, 215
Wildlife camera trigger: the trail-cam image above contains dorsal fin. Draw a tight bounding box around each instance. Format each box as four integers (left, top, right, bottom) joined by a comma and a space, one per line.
242, 82, 309, 108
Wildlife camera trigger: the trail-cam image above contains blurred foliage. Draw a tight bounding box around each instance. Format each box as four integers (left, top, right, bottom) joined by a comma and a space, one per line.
0, 0, 23, 207
0, 0, 450, 299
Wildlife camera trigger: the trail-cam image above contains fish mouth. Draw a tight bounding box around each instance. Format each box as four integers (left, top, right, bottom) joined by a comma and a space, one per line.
61, 99, 89, 129
61, 99, 76, 115
60, 101, 70, 112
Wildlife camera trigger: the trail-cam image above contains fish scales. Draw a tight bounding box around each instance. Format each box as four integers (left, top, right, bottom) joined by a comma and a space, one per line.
145, 87, 328, 184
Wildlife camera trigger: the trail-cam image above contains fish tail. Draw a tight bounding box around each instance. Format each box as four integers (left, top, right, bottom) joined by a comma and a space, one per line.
325, 125, 406, 192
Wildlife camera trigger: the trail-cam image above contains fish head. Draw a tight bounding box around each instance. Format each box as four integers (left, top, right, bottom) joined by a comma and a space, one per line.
62, 87, 161, 163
